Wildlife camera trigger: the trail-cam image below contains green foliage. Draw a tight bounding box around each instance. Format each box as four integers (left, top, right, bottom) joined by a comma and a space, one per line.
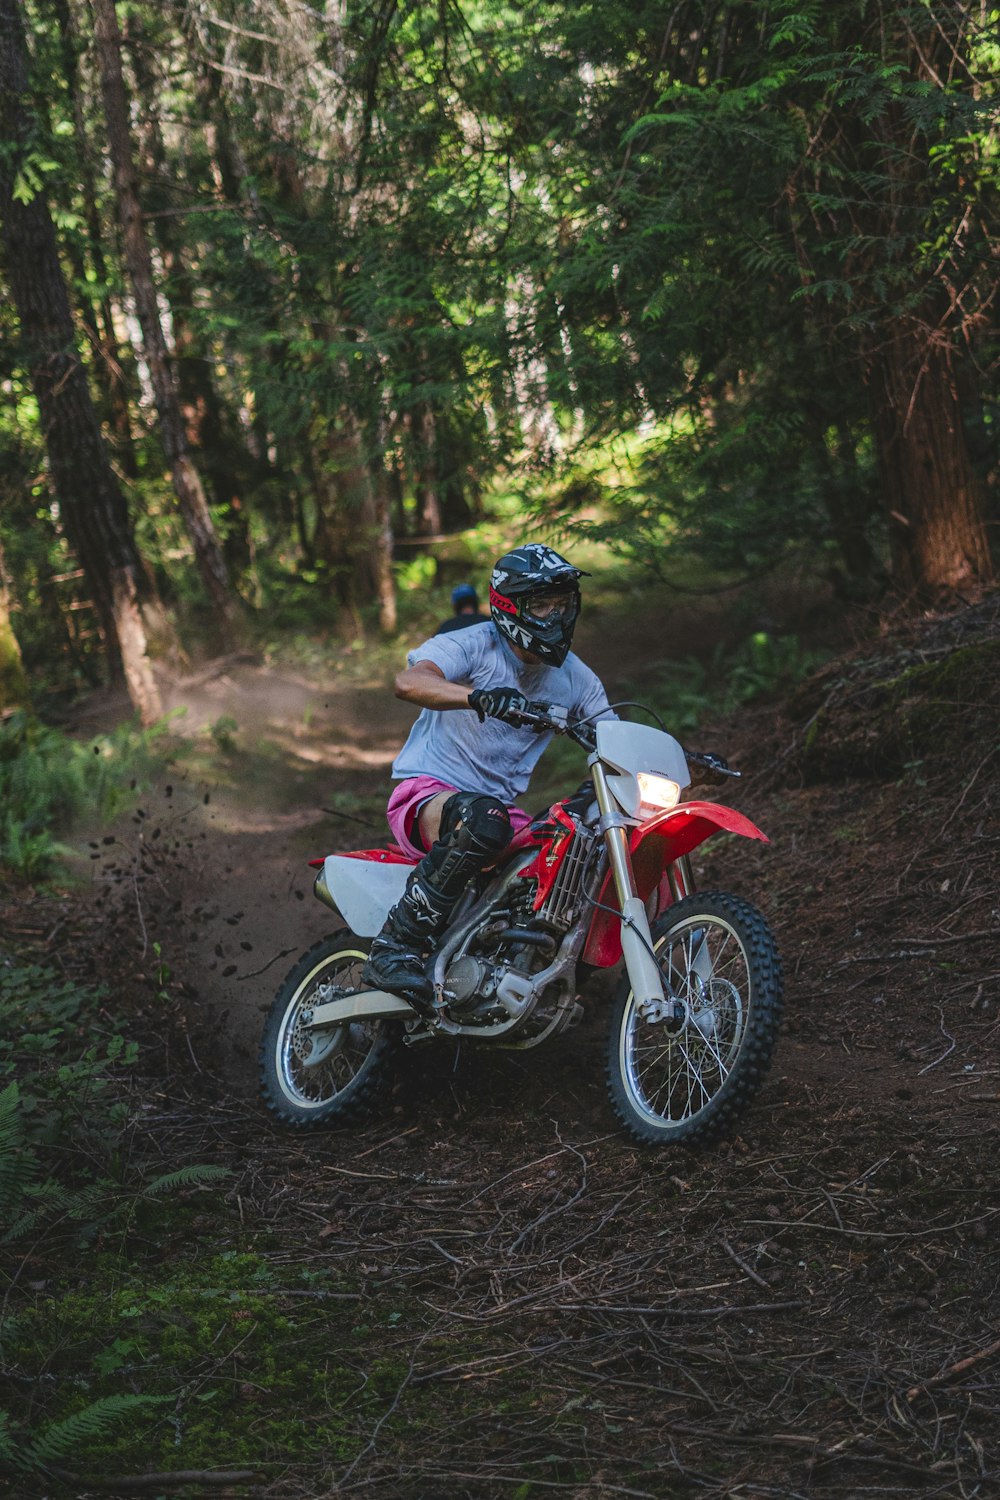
642, 631, 832, 735
0, 952, 227, 1238
1, 1394, 158, 1475
0, 959, 132, 1240
209, 713, 239, 753
2, 0, 996, 706
0, 711, 177, 880
0, 954, 230, 1487
0, 1254, 411, 1479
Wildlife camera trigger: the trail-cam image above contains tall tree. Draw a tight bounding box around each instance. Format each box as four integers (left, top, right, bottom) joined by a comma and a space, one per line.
0, 0, 162, 722
0, 535, 28, 710
52, 0, 137, 475
89, 0, 242, 642
542, 0, 996, 597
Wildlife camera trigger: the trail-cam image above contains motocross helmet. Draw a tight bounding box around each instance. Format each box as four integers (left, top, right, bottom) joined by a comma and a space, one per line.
489, 544, 587, 667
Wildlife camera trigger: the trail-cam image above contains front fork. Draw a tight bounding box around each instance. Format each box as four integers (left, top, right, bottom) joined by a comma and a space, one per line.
592, 761, 683, 1024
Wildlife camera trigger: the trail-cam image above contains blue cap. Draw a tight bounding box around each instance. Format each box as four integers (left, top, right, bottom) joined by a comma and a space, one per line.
451, 583, 478, 610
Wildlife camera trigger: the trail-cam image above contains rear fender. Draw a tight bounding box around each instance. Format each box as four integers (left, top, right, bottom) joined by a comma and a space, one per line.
313, 847, 418, 936
581, 801, 769, 967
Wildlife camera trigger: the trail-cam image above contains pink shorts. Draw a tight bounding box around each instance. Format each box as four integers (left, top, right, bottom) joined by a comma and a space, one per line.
386, 777, 534, 860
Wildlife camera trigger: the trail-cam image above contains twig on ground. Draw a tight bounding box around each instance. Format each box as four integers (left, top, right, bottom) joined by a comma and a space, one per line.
720, 1238, 770, 1289
906, 1334, 1000, 1402
918, 1008, 957, 1075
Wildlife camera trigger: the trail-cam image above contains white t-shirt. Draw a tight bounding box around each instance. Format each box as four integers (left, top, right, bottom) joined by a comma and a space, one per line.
391, 621, 615, 803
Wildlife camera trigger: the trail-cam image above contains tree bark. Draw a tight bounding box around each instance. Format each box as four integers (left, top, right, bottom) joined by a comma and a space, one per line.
869, 316, 994, 597
52, 0, 137, 475
89, 0, 242, 642
311, 417, 397, 634
366, 461, 398, 636
414, 402, 442, 537
125, 34, 252, 566
0, 538, 29, 711
0, 0, 162, 724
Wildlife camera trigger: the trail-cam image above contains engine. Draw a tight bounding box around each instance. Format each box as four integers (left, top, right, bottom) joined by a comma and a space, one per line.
441, 825, 600, 1023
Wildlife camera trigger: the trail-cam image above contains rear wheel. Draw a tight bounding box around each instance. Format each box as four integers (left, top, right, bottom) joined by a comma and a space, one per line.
260, 933, 403, 1129
606, 892, 782, 1147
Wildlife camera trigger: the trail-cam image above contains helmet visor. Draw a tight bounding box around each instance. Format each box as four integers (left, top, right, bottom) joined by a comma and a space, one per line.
523, 588, 577, 623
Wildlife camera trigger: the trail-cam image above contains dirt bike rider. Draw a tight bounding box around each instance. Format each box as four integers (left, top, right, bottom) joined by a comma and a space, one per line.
361, 544, 617, 1009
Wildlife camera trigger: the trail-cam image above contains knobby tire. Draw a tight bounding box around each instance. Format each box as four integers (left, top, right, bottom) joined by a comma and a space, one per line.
606, 891, 783, 1147
259, 932, 403, 1129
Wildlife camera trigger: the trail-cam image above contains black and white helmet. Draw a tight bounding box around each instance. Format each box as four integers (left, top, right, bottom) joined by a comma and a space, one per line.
489, 545, 587, 667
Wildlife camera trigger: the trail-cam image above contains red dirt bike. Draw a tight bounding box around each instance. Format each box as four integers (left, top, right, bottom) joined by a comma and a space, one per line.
259, 706, 783, 1147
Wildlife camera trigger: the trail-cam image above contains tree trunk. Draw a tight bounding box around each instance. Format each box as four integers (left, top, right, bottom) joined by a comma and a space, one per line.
311, 417, 397, 634
0, 0, 162, 724
125, 34, 252, 567
53, 0, 137, 475
89, 0, 241, 643
366, 461, 398, 636
0, 538, 29, 711
414, 402, 442, 536
869, 316, 994, 596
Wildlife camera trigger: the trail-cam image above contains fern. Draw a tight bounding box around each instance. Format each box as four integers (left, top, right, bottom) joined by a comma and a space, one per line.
0, 1409, 17, 1467
22, 1395, 157, 1469
0, 1083, 37, 1225
139, 1164, 233, 1196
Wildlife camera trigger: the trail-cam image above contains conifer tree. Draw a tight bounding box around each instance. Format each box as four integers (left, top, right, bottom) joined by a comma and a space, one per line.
89, 0, 242, 641
0, 0, 162, 722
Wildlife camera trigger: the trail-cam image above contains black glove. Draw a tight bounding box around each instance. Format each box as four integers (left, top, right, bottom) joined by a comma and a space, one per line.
468, 686, 532, 724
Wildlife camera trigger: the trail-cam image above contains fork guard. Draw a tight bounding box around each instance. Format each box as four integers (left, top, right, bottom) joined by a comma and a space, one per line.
582, 800, 769, 968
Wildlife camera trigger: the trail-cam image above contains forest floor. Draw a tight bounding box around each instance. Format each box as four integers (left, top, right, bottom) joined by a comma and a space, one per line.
4, 579, 1000, 1500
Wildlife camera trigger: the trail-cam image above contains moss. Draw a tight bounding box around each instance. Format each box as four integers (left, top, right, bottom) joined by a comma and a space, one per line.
4, 1244, 568, 1488
798, 637, 1000, 783
1, 1253, 373, 1475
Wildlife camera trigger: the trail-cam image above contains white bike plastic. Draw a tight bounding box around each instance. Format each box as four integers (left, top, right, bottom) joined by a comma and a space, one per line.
318, 855, 411, 936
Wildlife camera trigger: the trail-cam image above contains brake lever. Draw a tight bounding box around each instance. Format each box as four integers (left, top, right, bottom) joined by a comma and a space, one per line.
517, 702, 594, 749
685, 749, 742, 779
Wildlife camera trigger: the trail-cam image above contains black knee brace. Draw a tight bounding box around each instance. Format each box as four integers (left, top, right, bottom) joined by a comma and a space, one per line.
419, 792, 512, 902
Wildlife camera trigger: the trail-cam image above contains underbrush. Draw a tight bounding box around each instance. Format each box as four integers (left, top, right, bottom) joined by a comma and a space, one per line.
530, 627, 829, 806
0, 711, 177, 881
639, 628, 831, 735
0, 956, 230, 1489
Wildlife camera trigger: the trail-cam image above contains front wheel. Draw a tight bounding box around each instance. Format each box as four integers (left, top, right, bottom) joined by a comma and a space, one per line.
259, 932, 403, 1129
606, 892, 783, 1147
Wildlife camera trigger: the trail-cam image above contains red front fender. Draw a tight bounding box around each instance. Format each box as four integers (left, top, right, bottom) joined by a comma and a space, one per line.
629, 799, 769, 861
581, 800, 769, 968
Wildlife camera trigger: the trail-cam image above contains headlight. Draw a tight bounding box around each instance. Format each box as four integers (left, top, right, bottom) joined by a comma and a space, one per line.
636, 772, 681, 817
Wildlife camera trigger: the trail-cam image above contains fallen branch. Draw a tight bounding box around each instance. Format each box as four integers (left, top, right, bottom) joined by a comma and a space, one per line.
44, 1467, 259, 1492
906, 1333, 1000, 1402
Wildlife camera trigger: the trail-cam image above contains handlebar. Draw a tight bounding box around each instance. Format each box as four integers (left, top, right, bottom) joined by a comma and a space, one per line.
512, 701, 595, 748
511, 702, 741, 777
683, 748, 742, 780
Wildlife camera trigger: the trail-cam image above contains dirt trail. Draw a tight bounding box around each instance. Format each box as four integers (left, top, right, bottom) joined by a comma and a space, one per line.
55, 588, 1000, 1497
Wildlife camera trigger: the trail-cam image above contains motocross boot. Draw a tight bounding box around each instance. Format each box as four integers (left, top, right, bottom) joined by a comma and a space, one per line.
361, 869, 452, 1012
362, 792, 513, 1012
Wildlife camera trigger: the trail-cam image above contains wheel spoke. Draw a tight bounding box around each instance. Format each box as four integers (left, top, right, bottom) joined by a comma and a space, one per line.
621, 912, 751, 1130
276, 949, 380, 1108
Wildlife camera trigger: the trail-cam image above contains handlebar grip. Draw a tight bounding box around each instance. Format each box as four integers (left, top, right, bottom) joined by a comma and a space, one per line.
685, 748, 741, 779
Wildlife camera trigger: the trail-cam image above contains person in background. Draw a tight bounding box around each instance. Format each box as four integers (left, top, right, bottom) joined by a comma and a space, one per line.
435, 582, 489, 634
361, 544, 616, 1008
